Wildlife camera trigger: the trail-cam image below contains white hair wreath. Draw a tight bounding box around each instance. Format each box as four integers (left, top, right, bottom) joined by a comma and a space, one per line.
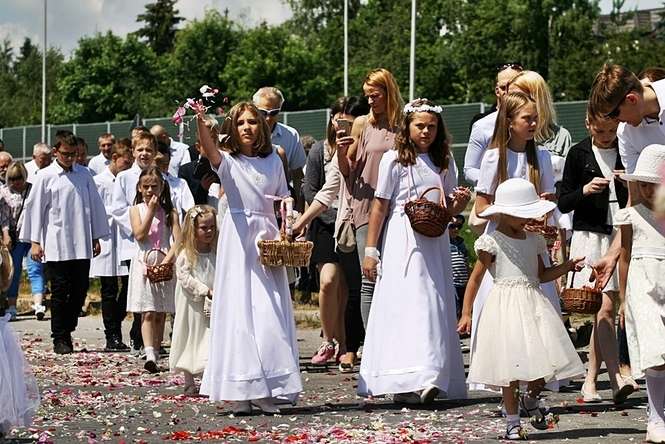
403, 99, 443, 115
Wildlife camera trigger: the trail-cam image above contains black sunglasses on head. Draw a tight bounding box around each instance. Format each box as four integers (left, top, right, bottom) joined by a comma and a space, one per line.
497, 62, 523, 72
604, 93, 628, 119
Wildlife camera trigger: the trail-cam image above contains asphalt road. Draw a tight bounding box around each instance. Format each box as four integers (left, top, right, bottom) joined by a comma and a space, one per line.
4, 313, 650, 443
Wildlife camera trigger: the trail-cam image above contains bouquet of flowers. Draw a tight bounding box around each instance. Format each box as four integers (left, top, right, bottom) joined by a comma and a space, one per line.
171, 85, 228, 137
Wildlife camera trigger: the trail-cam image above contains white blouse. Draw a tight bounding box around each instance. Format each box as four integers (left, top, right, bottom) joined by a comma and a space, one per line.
475, 146, 555, 196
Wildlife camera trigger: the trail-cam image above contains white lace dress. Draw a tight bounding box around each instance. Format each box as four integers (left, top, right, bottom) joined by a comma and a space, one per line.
614, 204, 665, 378
468, 232, 584, 389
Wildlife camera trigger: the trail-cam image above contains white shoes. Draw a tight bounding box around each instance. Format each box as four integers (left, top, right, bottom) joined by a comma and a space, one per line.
580, 383, 602, 403
33, 303, 46, 320
231, 401, 251, 415
251, 397, 281, 415
647, 422, 665, 443
393, 387, 440, 405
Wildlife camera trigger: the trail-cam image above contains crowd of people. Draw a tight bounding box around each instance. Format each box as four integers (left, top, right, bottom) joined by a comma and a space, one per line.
1, 62, 665, 442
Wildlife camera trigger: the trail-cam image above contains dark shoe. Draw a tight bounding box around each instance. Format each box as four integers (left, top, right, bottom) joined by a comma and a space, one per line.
144, 360, 159, 374
105, 338, 130, 352
66, 335, 74, 350
54, 340, 73, 355
159, 346, 169, 357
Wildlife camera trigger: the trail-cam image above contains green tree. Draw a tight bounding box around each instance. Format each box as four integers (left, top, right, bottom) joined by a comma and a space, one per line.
136, 0, 183, 55
52, 32, 165, 123
165, 8, 240, 101
222, 24, 332, 110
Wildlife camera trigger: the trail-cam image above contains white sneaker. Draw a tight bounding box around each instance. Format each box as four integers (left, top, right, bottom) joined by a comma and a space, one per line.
231, 401, 251, 415
251, 398, 280, 415
647, 421, 665, 443
33, 303, 46, 320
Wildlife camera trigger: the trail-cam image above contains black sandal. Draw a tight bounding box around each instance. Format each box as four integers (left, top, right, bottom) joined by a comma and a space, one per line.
519, 394, 548, 430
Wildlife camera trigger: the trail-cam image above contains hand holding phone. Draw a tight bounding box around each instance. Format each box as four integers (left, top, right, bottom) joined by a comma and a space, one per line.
336, 119, 352, 138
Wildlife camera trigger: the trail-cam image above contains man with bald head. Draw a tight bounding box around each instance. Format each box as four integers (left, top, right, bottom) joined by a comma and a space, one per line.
253, 87, 306, 207
0, 152, 12, 184
150, 125, 190, 176
463, 62, 524, 184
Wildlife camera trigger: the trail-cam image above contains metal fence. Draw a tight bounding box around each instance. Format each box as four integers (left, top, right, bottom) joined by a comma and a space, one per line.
0, 101, 590, 168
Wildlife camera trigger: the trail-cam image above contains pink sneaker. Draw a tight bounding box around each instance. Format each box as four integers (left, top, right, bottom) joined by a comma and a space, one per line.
311, 342, 335, 364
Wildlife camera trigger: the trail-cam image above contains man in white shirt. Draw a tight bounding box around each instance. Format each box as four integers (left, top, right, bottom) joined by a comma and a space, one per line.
150, 125, 191, 177
253, 87, 306, 205
88, 133, 115, 175
590, 64, 665, 205
25, 143, 52, 182
464, 64, 523, 184
20, 130, 109, 355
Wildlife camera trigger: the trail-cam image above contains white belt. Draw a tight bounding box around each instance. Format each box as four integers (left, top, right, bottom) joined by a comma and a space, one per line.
229, 208, 274, 217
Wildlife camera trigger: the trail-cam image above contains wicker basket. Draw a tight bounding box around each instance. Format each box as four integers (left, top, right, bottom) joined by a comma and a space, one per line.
561, 267, 602, 314
144, 248, 174, 283
404, 187, 450, 238
258, 201, 313, 267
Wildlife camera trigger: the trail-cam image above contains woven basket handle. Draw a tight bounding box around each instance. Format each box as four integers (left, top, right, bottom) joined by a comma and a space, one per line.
568, 265, 600, 290
144, 248, 166, 265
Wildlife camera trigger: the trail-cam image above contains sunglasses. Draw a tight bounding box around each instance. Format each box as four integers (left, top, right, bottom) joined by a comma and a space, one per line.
58, 151, 77, 158
258, 107, 280, 117
497, 62, 523, 72
604, 93, 628, 119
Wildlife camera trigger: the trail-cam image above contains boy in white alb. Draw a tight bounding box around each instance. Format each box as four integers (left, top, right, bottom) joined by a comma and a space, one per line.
20, 130, 109, 354
155, 140, 195, 220
90, 143, 133, 351
111, 131, 158, 355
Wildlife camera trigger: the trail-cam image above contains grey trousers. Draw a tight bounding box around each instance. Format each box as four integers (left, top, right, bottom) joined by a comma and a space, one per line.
355, 224, 375, 329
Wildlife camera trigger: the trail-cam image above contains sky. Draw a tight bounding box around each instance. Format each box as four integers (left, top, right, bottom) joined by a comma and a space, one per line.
0, 0, 661, 57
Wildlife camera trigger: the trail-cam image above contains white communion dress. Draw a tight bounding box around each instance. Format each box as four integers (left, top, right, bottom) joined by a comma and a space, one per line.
358, 151, 467, 399
169, 251, 215, 376
200, 151, 302, 402
615, 204, 665, 378
467, 231, 584, 389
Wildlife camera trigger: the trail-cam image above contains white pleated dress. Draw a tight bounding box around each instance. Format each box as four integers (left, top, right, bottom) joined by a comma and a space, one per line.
468, 232, 584, 389
615, 204, 665, 378
200, 151, 302, 402
358, 151, 467, 399
169, 251, 215, 376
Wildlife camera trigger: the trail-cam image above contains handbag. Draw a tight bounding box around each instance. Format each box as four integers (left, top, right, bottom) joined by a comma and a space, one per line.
0, 246, 13, 292
403, 165, 450, 237
9, 184, 30, 247
143, 248, 173, 283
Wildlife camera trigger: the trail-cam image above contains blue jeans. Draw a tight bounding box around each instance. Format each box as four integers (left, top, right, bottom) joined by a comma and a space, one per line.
26, 252, 45, 295
7, 242, 30, 299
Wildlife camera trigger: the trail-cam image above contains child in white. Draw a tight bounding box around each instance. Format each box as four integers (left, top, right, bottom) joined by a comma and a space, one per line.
0, 248, 39, 438
127, 166, 181, 373
197, 102, 302, 415
615, 144, 665, 443
458, 178, 585, 440
359, 99, 469, 403
169, 205, 217, 395
89, 143, 132, 351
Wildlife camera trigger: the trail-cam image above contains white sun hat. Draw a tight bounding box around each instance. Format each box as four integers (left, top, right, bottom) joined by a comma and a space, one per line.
479, 178, 557, 219
620, 144, 665, 184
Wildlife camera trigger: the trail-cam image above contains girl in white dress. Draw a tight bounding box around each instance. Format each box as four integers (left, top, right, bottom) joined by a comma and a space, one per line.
197, 102, 302, 416
169, 205, 217, 395
458, 178, 585, 440
470, 93, 557, 370
360, 99, 470, 404
616, 144, 665, 444
126, 167, 181, 374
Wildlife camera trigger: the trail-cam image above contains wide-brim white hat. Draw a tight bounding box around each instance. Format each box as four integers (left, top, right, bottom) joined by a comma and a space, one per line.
479, 178, 557, 219
621, 144, 665, 184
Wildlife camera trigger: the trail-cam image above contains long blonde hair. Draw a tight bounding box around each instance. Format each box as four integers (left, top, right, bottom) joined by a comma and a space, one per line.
509, 70, 556, 143
490, 92, 542, 193
364, 68, 404, 129
178, 205, 218, 267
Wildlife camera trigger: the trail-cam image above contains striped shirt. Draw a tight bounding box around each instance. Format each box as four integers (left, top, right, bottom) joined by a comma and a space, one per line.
449, 236, 469, 287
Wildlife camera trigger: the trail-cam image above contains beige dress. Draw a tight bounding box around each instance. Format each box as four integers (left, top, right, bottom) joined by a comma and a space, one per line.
169, 251, 215, 375
468, 232, 584, 389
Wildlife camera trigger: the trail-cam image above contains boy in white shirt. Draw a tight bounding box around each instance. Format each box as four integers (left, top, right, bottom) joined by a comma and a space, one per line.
155, 140, 195, 221
90, 143, 133, 351
20, 130, 109, 354
111, 131, 157, 355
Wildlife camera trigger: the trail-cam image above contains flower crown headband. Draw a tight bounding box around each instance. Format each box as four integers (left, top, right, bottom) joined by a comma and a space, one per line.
189, 205, 206, 221
403, 99, 443, 115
